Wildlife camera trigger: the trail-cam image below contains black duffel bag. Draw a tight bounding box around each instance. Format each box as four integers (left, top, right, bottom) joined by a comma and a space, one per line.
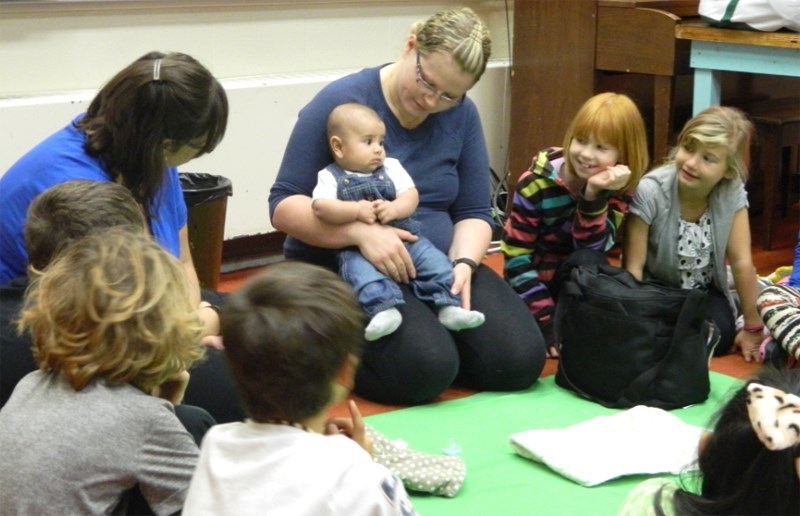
555, 264, 711, 410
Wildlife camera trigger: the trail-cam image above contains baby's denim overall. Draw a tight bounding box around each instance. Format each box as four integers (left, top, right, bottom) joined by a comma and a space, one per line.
328, 163, 459, 317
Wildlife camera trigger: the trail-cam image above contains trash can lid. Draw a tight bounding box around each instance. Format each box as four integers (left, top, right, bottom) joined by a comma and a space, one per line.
180, 172, 233, 206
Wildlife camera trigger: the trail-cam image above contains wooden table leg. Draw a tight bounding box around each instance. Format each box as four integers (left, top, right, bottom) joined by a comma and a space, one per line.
653, 75, 675, 162
759, 123, 779, 250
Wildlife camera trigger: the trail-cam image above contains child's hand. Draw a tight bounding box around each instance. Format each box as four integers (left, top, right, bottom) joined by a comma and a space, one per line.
735, 330, 764, 363
196, 301, 220, 339
585, 164, 631, 199
200, 335, 224, 350
373, 200, 399, 224
153, 370, 191, 405
325, 399, 373, 454
356, 200, 377, 224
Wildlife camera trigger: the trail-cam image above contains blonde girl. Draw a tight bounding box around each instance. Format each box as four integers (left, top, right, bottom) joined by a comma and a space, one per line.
624, 106, 763, 361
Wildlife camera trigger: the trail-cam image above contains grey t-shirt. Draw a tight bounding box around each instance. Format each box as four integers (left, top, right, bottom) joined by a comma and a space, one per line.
0, 371, 199, 515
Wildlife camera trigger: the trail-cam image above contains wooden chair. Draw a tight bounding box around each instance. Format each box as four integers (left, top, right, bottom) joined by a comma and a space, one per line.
744, 98, 800, 250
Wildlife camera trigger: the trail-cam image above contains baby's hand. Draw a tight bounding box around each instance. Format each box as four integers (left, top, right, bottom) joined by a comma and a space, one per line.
373, 200, 399, 224
356, 200, 377, 224
586, 164, 631, 199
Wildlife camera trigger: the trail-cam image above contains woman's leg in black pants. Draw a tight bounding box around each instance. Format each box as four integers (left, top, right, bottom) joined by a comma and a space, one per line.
354, 265, 547, 404
453, 265, 546, 390
354, 287, 460, 405
173, 404, 217, 446
184, 348, 246, 424
184, 290, 247, 423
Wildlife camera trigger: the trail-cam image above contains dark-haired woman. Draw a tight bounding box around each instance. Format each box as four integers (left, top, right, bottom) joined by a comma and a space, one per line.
0, 51, 228, 337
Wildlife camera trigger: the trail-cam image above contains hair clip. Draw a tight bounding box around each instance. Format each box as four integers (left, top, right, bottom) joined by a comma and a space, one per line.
153, 59, 163, 81
746, 382, 800, 481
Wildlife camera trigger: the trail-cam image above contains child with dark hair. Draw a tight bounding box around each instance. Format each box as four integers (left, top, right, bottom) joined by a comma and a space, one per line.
315, 102, 484, 341
1, 180, 147, 407
0, 230, 208, 515
184, 262, 416, 515
619, 367, 800, 514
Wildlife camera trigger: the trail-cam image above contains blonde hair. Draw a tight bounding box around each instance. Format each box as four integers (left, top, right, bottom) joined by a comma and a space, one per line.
562, 92, 650, 193
411, 7, 492, 80
670, 105, 753, 182
18, 230, 205, 393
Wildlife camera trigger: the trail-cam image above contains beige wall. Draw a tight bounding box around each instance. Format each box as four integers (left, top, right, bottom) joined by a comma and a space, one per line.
0, 0, 513, 237
0, 1, 511, 96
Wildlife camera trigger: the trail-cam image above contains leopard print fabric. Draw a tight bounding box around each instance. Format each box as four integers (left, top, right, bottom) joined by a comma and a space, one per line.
746, 383, 800, 450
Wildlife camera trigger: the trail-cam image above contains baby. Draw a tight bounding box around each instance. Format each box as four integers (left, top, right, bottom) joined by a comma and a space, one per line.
312, 102, 484, 341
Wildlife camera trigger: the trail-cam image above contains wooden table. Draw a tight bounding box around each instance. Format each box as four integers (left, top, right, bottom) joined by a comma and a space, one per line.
508, 0, 700, 204
675, 22, 800, 114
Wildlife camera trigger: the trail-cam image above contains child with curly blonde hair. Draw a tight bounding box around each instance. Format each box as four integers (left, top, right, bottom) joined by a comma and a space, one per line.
0, 230, 207, 515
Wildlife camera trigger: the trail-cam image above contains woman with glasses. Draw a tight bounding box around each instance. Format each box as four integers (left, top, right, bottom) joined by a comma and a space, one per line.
270, 7, 546, 405
0, 51, 228, 340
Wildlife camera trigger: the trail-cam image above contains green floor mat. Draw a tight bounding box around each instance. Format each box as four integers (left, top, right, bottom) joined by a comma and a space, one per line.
366, 372, 743, 516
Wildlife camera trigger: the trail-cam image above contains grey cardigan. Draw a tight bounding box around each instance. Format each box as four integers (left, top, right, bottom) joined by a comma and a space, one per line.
629, 164, 748, 306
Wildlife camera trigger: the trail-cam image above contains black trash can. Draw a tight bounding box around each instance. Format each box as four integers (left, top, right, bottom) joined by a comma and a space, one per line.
179, 172, 233, 291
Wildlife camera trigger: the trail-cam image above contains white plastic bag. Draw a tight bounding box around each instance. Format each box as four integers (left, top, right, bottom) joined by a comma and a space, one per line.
699, 0, 800, 32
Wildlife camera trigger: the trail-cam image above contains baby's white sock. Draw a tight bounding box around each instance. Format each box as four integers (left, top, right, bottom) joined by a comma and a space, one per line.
438, 305, 485, 331
365, 307, 403, 341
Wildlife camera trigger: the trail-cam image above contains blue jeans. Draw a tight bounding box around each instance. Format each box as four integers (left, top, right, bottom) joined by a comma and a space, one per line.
339, 236, 459, 317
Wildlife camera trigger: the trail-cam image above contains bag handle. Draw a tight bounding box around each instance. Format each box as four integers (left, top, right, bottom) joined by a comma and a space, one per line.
557, 353, 615, 407
616, 288, 706, 407
557, 286, 706, 409
553, 265, 638, 345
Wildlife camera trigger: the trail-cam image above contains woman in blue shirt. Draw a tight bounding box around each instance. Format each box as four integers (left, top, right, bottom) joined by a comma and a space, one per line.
269, 8, 546, 405
0, 51, 228, 336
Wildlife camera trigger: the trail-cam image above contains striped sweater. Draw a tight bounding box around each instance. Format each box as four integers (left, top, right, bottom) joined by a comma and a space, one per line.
758, 284, 800, 361
757, 233, 800, 361
501, 148, 630, 325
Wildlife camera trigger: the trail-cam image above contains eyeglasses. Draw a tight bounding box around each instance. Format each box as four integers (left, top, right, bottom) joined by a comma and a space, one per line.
415, 51, 463, 105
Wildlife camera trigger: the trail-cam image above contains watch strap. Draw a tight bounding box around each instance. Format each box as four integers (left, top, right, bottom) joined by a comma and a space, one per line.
452, 257, 479, 272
